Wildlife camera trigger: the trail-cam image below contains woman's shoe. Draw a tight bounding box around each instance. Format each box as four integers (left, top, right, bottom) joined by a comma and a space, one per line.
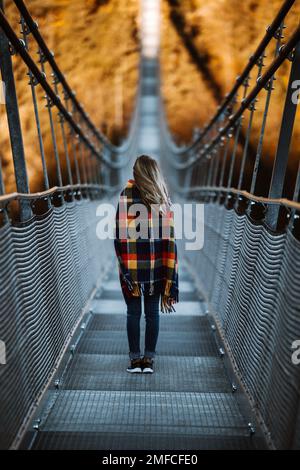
142, 357, 154, 374
126, 358, 142, 373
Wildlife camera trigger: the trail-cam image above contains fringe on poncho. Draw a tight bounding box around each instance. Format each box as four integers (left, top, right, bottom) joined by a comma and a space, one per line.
114, 179, 179, 313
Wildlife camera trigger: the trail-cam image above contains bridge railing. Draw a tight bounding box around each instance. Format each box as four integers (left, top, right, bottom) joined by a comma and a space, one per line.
0, 0, 139, 223
161, 0, 300, 450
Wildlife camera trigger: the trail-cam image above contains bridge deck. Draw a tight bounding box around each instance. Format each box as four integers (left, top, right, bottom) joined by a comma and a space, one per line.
21, 263, 266, 450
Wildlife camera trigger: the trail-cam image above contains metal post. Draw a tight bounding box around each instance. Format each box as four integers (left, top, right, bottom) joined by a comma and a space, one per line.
266, 41, 300, 229
289, 160, 300, 229
250, 27, 283, 196
0, 0, 31, 220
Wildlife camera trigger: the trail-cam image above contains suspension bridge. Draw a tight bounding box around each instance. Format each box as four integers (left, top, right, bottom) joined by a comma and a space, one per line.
0, 0, 300, 451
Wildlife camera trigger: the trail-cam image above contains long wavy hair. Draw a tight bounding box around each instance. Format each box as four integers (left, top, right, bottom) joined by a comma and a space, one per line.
133, 155, 171, 213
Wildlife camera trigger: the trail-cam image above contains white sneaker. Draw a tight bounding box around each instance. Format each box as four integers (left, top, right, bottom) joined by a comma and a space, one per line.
142, 357, 154, 374
126, 359, 142, 373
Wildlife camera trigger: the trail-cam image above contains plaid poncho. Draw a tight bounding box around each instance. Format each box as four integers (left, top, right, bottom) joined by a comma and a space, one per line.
114, 179, 179, 313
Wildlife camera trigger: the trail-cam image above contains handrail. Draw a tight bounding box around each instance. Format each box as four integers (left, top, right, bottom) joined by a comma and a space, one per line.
0, 183, 122, 204
173, 184, 300, 211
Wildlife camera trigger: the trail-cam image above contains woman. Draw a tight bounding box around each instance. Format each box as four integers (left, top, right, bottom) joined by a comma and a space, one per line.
114, 155, 179, 374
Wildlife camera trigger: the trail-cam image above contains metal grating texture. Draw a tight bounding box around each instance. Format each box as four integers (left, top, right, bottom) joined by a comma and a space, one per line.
0, 199, 113, 449
184, 202, 300, 449
60, 354, 231, 393
29, 431, 266, 450
29, 389, 250, 436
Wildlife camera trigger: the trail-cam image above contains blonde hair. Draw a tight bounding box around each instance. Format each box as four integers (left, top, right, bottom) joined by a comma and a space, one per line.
133, 155, 171, 213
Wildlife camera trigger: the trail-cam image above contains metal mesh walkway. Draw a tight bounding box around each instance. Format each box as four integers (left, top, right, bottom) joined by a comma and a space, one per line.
21, 265, 266, 450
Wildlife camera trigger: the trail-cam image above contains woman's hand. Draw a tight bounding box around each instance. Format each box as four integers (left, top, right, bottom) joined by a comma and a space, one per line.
161, 295, 176, 313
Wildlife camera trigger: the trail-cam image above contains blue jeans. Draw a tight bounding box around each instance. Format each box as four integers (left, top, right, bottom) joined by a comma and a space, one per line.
125, 294, 160, 360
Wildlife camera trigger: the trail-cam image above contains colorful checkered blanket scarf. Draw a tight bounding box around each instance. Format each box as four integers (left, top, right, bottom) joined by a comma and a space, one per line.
114, 179, 179, 313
